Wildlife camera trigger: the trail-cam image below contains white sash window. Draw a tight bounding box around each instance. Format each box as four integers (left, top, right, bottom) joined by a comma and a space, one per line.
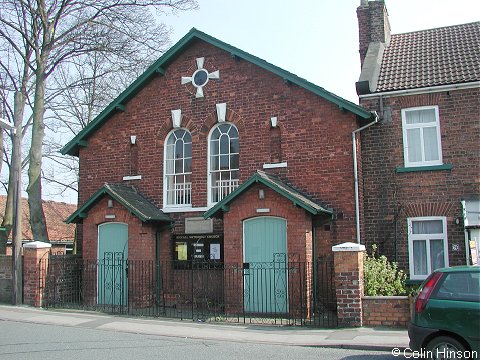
408, 217, 448, 280
402, 106, 442, 167
164, 129, 192, 207
208, 123, 239, 204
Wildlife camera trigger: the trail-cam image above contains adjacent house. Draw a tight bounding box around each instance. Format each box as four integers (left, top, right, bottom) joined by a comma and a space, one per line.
61, 28, 375, 314
356, 0, 480, 281
0, 196, 76, 255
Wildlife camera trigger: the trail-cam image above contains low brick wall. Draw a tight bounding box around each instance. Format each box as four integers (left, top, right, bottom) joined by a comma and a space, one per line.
0, 255, 13, 303
362, 296, 412, 327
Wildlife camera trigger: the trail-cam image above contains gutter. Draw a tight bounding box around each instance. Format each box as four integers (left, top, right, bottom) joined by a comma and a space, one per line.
352, 112, 379, 244
359, 81, 480, 100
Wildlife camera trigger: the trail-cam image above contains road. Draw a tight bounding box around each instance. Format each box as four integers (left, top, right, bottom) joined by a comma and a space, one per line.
0, 320, 399, 360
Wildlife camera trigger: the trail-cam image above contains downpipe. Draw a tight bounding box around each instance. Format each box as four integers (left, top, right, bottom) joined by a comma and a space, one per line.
352, 112, 379, 244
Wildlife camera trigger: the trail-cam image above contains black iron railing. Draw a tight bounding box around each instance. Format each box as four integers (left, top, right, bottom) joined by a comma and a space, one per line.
41, 255, 337, 327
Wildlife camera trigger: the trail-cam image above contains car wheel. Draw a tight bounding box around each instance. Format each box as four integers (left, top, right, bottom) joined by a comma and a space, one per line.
426, 336, 466, 359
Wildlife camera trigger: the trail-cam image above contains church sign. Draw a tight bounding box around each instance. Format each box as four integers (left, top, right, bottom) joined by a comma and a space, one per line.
173, 234, 223, 264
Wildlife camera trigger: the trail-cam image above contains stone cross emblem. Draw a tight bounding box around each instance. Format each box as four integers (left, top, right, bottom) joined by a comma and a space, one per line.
181, 57, 219, 98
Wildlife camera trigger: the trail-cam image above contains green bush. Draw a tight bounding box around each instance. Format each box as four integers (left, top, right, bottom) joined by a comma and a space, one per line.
364, 244, 407, 296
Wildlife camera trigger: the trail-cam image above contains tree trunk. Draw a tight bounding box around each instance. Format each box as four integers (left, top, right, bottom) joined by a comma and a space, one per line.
0, 93, 26, 253
0, 123, 5, 254
27, 64, 48, 242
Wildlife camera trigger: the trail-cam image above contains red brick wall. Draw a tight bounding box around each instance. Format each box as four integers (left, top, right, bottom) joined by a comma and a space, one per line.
362, 296, 411, 327
333, 249, 364, 327
23, 245, 50, 307
80, 197, 159, 307
81, 197, 157, 262
223, 184, 312, 263
77, 39, 361, 257
359, 88, 480, 274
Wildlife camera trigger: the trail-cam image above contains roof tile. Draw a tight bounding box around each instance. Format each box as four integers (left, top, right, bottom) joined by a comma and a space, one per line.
0, 196, 76, 242
376, 22, 480, 92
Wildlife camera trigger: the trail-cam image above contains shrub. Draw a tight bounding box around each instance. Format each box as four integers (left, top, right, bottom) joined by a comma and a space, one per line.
364, 244, 407, 296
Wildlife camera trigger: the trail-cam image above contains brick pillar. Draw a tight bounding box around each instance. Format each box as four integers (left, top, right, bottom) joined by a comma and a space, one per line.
23, 241, 51, 307
332, 242, 365, 327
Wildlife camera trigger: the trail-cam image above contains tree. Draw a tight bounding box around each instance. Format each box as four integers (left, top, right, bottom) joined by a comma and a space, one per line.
0, 0, 197, 247
43, 27, 173, 198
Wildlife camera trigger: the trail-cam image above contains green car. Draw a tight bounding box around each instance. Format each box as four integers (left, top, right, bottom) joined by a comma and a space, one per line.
409, 266, 480, 359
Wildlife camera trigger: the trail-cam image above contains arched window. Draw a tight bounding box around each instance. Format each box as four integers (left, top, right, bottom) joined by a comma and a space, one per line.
208, 123, 239, 204
164, 129, 192, 207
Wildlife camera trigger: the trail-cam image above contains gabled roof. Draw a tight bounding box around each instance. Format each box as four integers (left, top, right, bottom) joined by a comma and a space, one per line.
66, 184, 172, 224
0, 196, 76, 243
61, 28, 374, 156
203, 171, 333, 219
376, 22, 480, 92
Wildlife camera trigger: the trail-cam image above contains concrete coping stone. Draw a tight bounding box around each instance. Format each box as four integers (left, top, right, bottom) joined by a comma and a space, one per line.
332, 242, 366, 252
23, 241, 52, 249
363, 296, 410, 300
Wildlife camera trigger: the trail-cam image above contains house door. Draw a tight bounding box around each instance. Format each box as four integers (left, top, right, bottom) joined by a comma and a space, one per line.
243, 217, 288, 313
97, 222, 128, 306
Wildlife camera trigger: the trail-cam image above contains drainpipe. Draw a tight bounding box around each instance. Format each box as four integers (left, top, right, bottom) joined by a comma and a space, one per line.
461, 200, 470, 265
352, 111, 379, 244
312, 224, 317, 320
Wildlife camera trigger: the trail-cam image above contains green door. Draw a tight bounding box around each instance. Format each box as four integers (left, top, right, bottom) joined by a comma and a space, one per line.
243, 217, 288, 313
98, 223, 128, 306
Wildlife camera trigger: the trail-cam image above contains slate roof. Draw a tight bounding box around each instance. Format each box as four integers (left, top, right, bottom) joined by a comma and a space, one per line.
0, 196, 76, 243
66, 184, 172, 224
376, 22, 480, 92
204, 171, 333, 219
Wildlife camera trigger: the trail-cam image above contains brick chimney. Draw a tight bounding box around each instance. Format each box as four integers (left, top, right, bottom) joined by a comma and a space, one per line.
357, 0, 391, 68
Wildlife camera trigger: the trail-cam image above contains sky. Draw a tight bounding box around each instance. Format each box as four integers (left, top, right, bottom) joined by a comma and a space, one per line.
159, 0, 480, 104
4, 0, 480, 205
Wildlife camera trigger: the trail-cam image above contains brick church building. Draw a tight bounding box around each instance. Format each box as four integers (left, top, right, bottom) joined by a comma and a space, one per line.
62, 28, 375, 313
60, 1, 479, 314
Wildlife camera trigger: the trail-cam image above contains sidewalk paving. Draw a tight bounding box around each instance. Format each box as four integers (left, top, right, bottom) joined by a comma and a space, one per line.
0, 304, 409, 351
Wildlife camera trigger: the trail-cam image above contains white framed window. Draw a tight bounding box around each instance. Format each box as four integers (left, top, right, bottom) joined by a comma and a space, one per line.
401, 106, 442, 167
208, 123, 239, 205
164, 129, 192, 208
407, 216, 449, 280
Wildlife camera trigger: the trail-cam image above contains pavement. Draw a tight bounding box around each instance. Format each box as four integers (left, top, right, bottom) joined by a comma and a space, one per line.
0, 304, 409, 351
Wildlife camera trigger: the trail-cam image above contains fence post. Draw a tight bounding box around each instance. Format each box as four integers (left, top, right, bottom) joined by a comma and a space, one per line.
23, 241, 52, 307
332, 242, 365, 327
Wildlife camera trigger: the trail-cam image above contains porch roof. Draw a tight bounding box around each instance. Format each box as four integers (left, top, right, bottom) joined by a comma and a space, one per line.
66, 184, 172, 224
203, 171, 334, 219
